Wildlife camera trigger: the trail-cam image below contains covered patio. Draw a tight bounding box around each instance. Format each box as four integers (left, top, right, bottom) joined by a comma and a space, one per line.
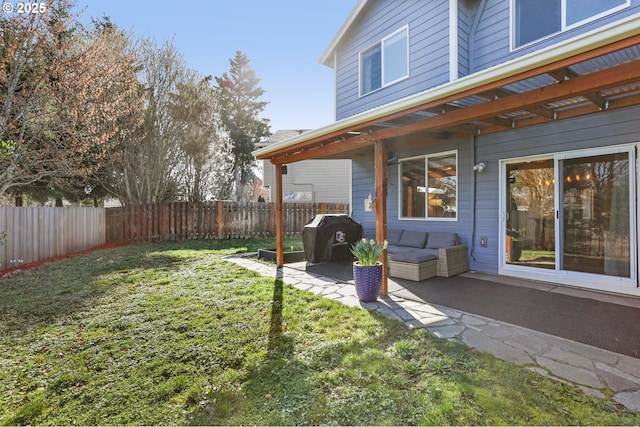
296, 258, 640, 359
227, 252, 640, 410
254, 24, 640, 295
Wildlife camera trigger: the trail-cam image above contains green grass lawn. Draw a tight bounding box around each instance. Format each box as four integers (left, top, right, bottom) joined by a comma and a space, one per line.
1, 239, 639, 425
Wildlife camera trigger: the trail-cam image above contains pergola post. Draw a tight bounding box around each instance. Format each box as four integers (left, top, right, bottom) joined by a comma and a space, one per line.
275, 162, 284, 267
374, 140, 388, 295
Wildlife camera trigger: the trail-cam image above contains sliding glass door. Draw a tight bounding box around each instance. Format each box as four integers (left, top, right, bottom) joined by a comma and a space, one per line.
505, 159, 555, 269
501, 146, 637, 289
559, 151, 632, 277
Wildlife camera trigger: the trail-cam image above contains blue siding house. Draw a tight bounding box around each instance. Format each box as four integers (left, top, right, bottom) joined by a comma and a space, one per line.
254, 0, 640, 297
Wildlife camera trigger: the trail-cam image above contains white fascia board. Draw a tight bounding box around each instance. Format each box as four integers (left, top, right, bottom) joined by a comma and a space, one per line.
255, 13, 640, 159
319, 0, 370, 67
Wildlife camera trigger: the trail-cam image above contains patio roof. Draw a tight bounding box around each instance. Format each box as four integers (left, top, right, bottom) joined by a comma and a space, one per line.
258, 15, 640, 293
255, 16, 640, 165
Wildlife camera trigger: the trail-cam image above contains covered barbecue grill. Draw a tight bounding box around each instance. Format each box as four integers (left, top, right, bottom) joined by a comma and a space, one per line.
302, 214, 363, 263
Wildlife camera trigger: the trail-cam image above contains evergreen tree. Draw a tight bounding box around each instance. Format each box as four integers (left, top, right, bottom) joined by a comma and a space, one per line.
215, 51, 270, 200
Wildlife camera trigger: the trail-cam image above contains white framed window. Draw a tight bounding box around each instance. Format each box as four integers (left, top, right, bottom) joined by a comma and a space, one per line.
399, 151, 457, 220
360, 26, 409, 96
499, 144, 637, 292
511, 0, 629, 49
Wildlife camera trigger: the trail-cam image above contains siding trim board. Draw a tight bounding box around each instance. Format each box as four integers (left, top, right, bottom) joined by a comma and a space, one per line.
450, 0, 459, 81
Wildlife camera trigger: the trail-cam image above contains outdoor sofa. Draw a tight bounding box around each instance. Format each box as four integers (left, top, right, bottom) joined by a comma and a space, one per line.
386, 229, 469, 281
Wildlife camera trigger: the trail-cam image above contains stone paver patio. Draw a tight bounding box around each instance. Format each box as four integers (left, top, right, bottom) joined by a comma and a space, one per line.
226, 254, 640, 411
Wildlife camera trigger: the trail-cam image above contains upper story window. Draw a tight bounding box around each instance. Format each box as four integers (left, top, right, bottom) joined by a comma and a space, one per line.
360, 26, 409, 96
513, 0, 629, 49
399, 151, 457, 220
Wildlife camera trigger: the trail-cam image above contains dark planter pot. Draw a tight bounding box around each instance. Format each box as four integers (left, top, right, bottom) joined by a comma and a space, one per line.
510, 240, 522, 262
258, 248, 306, 264
353, 261, 383, 302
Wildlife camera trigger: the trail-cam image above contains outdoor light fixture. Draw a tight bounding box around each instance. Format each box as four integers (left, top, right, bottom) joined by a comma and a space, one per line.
473, 162, 486, 173
281, 165, 288, 175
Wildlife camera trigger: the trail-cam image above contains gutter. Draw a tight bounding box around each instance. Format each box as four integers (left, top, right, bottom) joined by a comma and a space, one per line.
254, 13, 640, 159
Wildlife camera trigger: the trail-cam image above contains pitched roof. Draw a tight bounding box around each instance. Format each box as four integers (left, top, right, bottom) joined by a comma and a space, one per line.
255, 130, 311, 148
319, 0, 369, 67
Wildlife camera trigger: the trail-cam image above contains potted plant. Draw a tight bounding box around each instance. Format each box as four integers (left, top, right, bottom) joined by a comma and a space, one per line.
350, 238, 388, 302
507, 228, 525, 262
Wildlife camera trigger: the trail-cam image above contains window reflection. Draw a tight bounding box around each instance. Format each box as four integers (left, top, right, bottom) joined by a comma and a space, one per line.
400, 153, 456, 219
561, 153, 630, 277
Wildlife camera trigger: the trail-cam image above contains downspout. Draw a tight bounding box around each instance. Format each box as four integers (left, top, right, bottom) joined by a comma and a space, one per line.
469, 134, 478, 264
469, 0, 488, 74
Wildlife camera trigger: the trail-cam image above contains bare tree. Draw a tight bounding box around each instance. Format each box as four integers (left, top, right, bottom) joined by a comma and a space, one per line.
0, 1, 141, 200
54, 17, 143, 199
107, 37, 187, 205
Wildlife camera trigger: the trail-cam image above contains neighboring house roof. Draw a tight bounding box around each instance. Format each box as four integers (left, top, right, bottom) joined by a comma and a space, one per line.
254, 13, 640, 163
255, 129, 311, 149
319, 0, 369, 67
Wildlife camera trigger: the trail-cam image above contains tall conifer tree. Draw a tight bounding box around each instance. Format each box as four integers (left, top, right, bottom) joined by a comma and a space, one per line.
215, 51, 270, 200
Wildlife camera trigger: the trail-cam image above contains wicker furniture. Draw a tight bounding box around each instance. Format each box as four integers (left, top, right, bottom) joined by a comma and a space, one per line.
435, 245, 469, 277
388, 253, 437, 281
386, 229, 469, 280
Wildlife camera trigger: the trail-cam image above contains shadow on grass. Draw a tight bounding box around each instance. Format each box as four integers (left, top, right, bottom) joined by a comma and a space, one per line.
267, 268, 293, 358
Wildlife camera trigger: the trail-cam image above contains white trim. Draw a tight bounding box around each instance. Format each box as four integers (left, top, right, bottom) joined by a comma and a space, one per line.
320, 0, 370, 67
449, 0, 459, 82
254, 13, 640, 159
498, 152, 552, 268
397, 150, 458, 221
359, 26, 410, 97
498, 144, 639, 295
348, 159, 353, 216
332, 50, 338, 122
510, 0, 631, 50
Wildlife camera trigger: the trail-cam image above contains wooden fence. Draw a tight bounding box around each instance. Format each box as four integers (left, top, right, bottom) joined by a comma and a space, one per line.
0, 202, 350, 271
105, 201, 350, 244
0, 206, 106, 271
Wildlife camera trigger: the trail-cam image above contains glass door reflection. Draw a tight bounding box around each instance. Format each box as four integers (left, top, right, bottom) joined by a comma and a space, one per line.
505, 159, 555, 269
559, 153, 631, 277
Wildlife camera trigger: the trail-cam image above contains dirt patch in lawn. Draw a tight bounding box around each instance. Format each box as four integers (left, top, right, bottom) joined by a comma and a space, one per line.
0, 242, 130, 279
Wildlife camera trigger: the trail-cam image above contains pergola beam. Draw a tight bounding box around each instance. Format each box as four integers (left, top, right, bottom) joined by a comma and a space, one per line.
256, 35, 640, 164
583, 92, 609, 110
547, 67, 579, 81
374, 140, 388, 296
270, 137, 375, 164
369, 59, 640, 140
275, 162, 284, 267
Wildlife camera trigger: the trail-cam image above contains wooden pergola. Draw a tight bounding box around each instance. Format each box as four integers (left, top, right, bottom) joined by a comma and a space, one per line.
255, 32, 640, 295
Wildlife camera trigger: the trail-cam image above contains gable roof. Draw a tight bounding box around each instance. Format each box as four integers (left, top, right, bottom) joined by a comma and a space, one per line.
255, 130, 311, 149
319, 0, 369, 67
